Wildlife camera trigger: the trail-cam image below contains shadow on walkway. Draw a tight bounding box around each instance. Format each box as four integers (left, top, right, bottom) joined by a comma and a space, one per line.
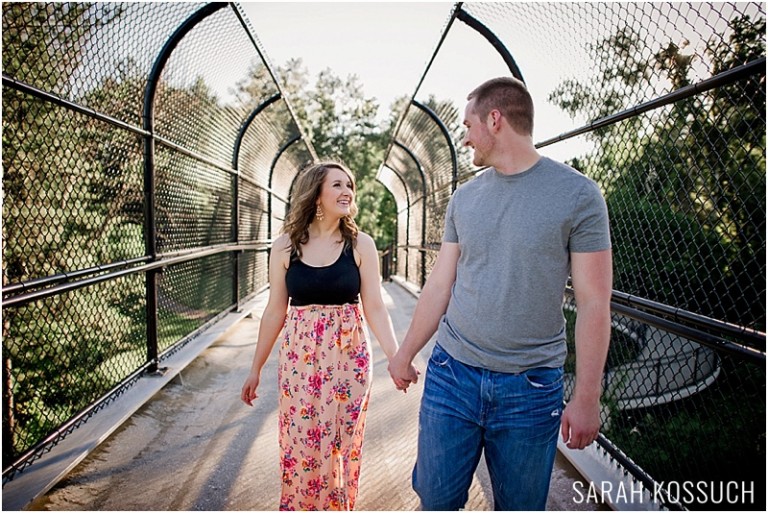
28, 282, 604, 511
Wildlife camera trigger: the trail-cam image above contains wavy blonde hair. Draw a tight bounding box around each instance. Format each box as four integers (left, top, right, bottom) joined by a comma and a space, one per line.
283, 161, 359, 257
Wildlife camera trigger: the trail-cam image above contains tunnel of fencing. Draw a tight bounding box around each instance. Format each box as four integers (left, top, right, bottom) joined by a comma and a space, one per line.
2, 1, 766, 510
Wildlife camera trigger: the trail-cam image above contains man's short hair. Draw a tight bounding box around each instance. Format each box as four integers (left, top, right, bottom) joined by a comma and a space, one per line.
467, 77, 534, 136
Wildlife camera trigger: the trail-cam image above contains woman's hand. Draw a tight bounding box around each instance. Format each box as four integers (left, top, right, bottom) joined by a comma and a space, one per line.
241, 371, 261, 406
388, 350, 420, 392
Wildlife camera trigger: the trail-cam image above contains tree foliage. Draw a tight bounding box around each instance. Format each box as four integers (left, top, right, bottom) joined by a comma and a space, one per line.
233, 58, 399, 248
2, 2, 142, 461
548, 15, 765, 330
548, 14, 766, 498
2, 3, 245, 462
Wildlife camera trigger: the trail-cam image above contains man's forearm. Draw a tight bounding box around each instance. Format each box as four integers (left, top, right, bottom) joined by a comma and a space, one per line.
573, 300, 611, 402
399, 280, 452, 361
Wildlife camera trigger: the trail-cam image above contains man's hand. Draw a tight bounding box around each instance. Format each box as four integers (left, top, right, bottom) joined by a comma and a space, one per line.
560, 396, 601, 449
388, 349, 420, 393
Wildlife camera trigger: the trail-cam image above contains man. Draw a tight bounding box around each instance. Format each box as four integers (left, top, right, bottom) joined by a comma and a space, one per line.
388, 77, 613, 510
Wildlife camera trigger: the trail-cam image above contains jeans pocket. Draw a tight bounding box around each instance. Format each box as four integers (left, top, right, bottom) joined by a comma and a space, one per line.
523, 367, 563, 390
429, 343, 452, 367
427, 343, 458, 384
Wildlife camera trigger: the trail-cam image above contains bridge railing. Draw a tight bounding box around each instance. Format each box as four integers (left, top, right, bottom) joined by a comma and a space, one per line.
3, 2, 766, 509
381, 2, 766, 509
2, 2, 315, 482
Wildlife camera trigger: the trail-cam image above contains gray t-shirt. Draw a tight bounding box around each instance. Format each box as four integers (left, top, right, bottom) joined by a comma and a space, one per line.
437, 156, 611, 373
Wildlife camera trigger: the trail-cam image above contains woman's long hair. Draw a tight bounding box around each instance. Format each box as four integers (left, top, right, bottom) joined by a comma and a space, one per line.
283, 161, 359, 257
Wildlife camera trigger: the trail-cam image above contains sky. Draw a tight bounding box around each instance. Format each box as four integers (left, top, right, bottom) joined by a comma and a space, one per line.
237, 1, 589, 161
240, 2, 455, 119
237, 2, 762, 164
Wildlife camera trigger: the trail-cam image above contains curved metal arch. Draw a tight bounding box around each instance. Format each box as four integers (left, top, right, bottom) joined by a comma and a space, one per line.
232, 93, 282, 170
379, 163, 413, 283
455, 6, 525, 82
376, 165, 411, 213
393, 140, 429, 287
411, 100, 459, 193
267, 135, 303, 237
380, 2, 462, 169
143, 2, 227, 257
141, 1, 228, 370
376, 165, 412, 240
230, 93, 282, 309
393, 140, 428, 201
231, 3, 317, 162
143, 1, 227, 126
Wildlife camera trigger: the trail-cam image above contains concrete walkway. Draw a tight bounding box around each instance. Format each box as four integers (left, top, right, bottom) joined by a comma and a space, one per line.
25, 282, 604, 511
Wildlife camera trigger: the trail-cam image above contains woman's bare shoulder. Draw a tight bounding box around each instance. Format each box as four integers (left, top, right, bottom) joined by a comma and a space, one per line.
354, 231, 378, 265
273, 232, 291, 249
271, 233, 292, 264
356, 231, 377, 251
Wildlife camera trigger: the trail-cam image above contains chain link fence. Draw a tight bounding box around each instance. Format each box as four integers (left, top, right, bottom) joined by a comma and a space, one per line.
384, 2, 765, 509
2, 1, 766, 508
2, 2, 314, 482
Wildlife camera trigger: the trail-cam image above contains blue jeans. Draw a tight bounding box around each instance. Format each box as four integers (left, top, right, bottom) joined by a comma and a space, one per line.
412, 343, 563, 511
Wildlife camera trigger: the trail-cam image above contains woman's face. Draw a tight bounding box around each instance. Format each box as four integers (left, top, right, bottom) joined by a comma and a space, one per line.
316, 167, 355, 220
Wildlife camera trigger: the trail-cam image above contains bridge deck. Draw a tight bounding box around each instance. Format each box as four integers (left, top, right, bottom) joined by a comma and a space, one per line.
26, 282, 605, 511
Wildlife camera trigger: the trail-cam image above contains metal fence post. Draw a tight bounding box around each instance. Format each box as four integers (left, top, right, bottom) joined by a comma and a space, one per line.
142, 2, 228, 372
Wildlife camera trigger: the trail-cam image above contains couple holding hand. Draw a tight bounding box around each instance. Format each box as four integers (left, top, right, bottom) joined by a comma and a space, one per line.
240, 77, 613, 512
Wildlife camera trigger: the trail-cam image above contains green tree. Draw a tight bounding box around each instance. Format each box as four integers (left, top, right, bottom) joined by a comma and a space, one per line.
237, 59, 397, 248
548, 16, 765, 330
2, 2, 138, 463
2, 2, 250, 464
548, 13, 766, 501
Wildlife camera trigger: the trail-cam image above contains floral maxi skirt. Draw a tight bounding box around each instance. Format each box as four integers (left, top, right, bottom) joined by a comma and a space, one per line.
277, 303, 372, 511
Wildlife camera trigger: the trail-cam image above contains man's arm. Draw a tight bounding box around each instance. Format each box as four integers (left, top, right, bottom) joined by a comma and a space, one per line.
561, 248, 613, 449
388, 242, 460, 388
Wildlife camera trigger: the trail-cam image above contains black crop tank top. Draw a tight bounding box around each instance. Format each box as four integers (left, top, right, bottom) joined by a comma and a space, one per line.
285, 243, 361, 306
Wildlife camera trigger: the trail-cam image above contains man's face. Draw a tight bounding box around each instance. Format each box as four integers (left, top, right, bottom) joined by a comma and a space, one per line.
462, 99, 494, 167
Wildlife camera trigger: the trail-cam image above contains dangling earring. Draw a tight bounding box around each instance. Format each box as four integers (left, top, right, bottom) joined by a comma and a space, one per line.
315, 205, 325, 221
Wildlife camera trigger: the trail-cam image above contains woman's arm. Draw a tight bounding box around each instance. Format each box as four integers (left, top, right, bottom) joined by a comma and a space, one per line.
356, 232, 400, 361
241, 234, 290, 406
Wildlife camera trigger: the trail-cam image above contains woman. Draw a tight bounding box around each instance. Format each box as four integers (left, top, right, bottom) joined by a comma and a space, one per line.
241, 161, 415, 511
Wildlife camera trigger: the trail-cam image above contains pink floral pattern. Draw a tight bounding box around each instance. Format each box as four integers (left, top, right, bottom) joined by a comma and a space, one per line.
278, 303, 371, 511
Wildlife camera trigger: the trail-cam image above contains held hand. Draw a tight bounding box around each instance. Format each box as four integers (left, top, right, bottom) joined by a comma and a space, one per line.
388, 350, 420, 393
560, 397, 601, 450
241, 371, 261, 407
